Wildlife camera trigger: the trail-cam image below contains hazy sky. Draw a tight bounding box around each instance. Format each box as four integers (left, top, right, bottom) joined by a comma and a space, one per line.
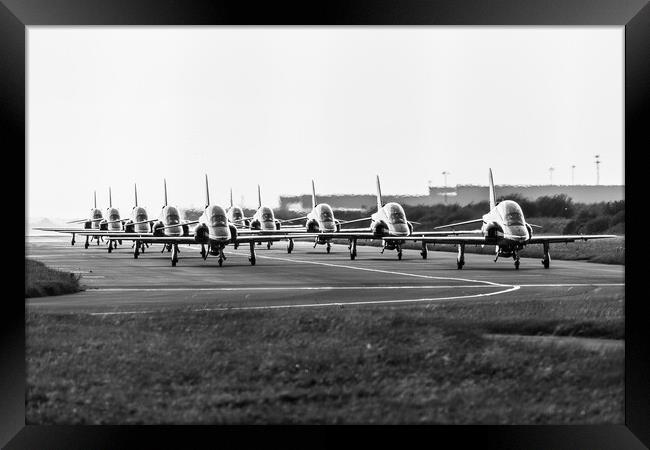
27, 27, 623, 219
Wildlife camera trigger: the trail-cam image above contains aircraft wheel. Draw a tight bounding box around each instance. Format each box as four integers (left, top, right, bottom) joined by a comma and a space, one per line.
134, 252, 138, 259
457, 262, 463, 269
267, 242, 272, 250
543, 259, 550, 269
515, 260, 520, 270
84, 242, 89, 249
218, 258, 223, 267
108, 246, 112, 253
397, 251, 402, 260
249, 257, 256, 266
421, 251, 427, 260
172, 260, 177, 267
326, 244, 331, 254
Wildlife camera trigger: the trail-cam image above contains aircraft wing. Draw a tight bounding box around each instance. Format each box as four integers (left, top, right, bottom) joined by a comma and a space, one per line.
236, 228, 309, 235
311, 231, 380, 240
337, 227, 371, 233
527, 234, 617, 244
412, 230, 483, 236
233, 233, 319, 243
33, 227, 102, 234
395, 236, 490, 245
433, 218, 484, 230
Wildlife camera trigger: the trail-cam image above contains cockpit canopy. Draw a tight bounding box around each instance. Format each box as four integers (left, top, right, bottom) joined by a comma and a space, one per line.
317, 204, 334, 222
163, 206, 180, 225
91, 208, 103, 220
498, 200, 525, 226
259, 206, 274, 222
207, 205, 228, 227
386, 202, 406, 224
229, 206, 244, 221
133, 206, 148, 222
106, 207, 120, 222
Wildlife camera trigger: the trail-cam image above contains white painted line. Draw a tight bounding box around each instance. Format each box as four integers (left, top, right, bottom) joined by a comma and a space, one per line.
192, 285, 522, 311
83, 283, 624, 292
86, 285, 499, 292
89, 310, 154, 316
228, 251, 510, 288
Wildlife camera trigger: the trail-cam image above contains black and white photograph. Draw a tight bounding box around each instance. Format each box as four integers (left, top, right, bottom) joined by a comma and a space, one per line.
5, 0, 643, 439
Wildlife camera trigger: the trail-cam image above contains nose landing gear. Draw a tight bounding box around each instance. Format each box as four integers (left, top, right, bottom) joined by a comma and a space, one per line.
420, 242, 428, 260
287, 238, 294, 254
326, 242, 331, 254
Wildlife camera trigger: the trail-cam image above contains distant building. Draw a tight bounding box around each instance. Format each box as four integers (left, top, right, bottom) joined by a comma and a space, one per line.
430, 184, 624, 206
279, 185, 624, 211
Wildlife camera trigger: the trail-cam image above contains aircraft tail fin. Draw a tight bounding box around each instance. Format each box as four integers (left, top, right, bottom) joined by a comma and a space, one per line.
311, 179, 317, 209
205, 174, 210, 208
488, 168, 496, 210
257, 185, 262, 209
109, 187, 112, 208
134, 183, 138, 207
229, 188, 233, 208
376, 175, 383, 211
164, 179, 168, 207
94, 190, 97, 209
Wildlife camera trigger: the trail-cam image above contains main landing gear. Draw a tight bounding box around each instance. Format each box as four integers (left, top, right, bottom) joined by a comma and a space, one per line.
457, 243, 465, 270
71, 233, 76, 246
132, 241, 147, 259
348, 238, 357, 260
542, 242, 551, 269
420, 242, 428, 260
326, 242, 331, 254
84, 235, 90, 249
513, 249, 520, 270
171, 244, 179, 266
267, 242, 272, 250
287, 238, 294, 254
108, 240, 114, 253
249, 241, 256, 265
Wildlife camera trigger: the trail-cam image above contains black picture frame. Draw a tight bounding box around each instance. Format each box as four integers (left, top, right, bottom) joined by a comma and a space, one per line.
7, 0, 648, 447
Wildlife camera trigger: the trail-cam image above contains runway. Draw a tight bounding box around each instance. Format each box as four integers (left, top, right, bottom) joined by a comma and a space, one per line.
26, 235, 625, 314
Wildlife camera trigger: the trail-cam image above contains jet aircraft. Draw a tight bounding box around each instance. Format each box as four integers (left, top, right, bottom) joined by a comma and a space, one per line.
312, 176, 475, 260
394, 168, 616, 269
93, 175, 318, 266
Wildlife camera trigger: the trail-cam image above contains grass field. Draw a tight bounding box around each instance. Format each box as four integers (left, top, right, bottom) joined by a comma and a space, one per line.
25, 258, 83, 298
26, 294, 623, 425
333, 235, 625, 265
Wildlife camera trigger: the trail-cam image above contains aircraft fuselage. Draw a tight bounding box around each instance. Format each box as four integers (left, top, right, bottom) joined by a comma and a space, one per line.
480, 200, 531, 252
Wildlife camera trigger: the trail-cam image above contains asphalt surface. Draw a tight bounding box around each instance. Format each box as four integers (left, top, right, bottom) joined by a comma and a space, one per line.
26, 235, 625, 314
